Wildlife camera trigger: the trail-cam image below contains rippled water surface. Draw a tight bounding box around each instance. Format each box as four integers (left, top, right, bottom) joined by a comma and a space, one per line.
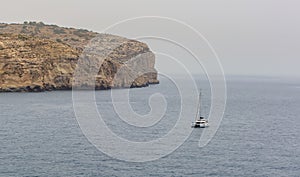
0, 76, 299, 176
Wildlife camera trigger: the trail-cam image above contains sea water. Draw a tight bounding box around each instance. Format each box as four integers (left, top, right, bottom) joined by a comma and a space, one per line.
0, 76, 299, 176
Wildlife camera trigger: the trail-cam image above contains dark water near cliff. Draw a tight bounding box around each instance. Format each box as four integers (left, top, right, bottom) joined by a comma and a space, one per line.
0, 76, 300, 176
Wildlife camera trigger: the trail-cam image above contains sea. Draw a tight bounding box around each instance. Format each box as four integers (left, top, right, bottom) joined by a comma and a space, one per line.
0, 75, 299, 177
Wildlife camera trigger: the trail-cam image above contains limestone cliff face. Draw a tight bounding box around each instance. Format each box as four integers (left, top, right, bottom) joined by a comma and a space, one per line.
0, 22, 159, 92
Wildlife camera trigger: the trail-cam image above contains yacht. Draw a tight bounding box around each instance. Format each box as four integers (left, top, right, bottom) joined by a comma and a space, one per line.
191, 116, 209, 128
191, 92, 209, 128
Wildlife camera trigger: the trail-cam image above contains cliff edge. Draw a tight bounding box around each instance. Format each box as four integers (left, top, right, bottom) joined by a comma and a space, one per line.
0, 22, 159, 92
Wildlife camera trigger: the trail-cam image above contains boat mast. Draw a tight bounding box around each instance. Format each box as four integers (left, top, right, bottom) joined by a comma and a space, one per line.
195, 91, 201, 121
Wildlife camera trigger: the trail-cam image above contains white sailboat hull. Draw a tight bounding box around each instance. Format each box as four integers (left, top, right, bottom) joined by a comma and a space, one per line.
191, 122, 209, 128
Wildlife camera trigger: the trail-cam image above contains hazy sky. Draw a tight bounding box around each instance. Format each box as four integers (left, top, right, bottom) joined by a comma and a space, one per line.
1, 0, 299, 77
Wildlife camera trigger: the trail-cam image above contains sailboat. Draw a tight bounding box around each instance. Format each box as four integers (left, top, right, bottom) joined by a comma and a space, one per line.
191, 91, 209, 128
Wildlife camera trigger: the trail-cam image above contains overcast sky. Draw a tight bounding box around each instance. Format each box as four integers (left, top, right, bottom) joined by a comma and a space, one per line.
1, 0, 299, 77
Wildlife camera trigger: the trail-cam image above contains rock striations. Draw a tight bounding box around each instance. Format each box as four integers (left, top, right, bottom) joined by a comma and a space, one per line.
0, 22, 159, 92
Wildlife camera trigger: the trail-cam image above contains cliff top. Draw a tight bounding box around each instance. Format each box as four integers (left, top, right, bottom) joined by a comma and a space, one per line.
0, 22, 150, 62
0, 21, 97, 50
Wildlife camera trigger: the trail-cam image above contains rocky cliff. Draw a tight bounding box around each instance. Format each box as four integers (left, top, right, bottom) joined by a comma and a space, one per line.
0, 22, 159, 92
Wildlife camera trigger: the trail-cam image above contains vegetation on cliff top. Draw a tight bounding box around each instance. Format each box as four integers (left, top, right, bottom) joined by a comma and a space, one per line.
0, 21, 97, 50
